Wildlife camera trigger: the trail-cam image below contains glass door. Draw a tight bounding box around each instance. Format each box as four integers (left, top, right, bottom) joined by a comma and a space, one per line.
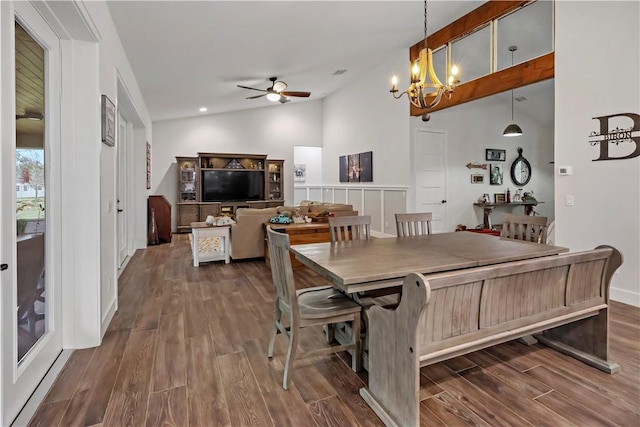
1, 2, 62, 424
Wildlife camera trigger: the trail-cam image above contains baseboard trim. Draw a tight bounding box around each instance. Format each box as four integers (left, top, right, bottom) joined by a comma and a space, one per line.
11, 349, 73, 427
610, 287, 640, 307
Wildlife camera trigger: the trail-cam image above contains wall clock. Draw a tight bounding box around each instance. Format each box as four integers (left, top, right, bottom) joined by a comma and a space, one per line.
510, 147, 531, 186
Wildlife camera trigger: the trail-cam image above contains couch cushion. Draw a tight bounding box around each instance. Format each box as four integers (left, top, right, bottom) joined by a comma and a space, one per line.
235, 207, 277, 216
277, 205, 310, 215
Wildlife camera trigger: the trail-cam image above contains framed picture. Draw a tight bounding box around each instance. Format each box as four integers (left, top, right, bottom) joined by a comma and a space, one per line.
359, 151, 373, 182
490, 164, 503, 185
348, 153, 360, 182
486, 148, 506, 161
146, 141, 151, 189
471, 174, 484, 184
294, 163, 306, 182
339, 155, 348, 182
494, 193, 506, 203
101, 95, 116, 146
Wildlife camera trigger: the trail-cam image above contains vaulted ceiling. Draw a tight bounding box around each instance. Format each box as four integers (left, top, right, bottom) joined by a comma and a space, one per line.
106, 1, 485, 121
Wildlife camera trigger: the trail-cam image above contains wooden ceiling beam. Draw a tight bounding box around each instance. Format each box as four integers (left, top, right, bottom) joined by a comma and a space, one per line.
410, 52, 554, 116
405, 0, 553, 117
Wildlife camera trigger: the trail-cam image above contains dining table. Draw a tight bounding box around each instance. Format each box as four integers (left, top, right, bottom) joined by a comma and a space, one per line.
290, 231, 569, 369
290, 231, 569, 295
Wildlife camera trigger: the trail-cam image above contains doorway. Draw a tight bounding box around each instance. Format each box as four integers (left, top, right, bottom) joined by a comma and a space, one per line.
413, 129, 448, 232
0, 3, 62, 425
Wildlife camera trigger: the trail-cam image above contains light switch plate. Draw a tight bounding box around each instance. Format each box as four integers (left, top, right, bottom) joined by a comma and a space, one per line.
558, 166, 573, 176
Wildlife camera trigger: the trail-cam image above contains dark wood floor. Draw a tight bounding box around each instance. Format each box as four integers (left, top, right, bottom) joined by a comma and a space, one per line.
28, 234, 640, 426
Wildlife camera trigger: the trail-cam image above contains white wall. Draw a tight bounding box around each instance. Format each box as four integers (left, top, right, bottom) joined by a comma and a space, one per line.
322, 49, 410, 186
555, 1, 640, 306
419, 94, 554, 231
152, 101, 323, 231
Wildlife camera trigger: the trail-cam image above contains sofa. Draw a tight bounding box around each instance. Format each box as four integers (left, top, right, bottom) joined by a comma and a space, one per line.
230, 202, 357, 260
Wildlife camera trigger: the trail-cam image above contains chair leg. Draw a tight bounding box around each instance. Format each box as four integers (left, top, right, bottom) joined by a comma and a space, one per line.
282, 327, 299, 390
324, 324, 335, 343
267, 303, 282, 359
351, 314, 362, 372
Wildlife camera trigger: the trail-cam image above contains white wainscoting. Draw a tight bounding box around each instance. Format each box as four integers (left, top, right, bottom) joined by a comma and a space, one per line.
294, 185, 409, 236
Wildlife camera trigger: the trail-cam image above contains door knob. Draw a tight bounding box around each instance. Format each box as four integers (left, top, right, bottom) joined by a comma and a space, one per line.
1, 264, 8, 271
441, 200, 447, 204
117, 209, 124, 213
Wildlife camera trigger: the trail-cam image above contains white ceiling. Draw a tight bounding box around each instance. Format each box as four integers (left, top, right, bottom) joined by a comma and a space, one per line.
106, 1, 553, 126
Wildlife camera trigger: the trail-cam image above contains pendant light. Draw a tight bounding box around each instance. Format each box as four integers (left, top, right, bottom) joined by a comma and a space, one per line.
503, 45, 523, 137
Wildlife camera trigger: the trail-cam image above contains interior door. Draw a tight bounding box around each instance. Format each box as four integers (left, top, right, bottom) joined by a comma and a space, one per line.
117, 112, 127, 266
413, 129, 448, 232
0, 2, 62, 424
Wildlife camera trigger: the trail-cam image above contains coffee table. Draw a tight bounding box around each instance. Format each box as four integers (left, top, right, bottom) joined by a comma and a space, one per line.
190, 222, 231, 266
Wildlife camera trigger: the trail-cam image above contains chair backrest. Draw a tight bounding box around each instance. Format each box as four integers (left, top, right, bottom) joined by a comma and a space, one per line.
17, 234, 45, 307
266, 226, 298, 316
500, 214, 549, 244
328, 215, 371, 242
395, 212, 433, 236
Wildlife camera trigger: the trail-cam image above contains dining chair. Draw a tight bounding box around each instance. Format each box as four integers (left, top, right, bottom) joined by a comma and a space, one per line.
501, 213, 549, 244
395, 212, 433, 236
266, 226, 362, 389
328, 215, 371, 243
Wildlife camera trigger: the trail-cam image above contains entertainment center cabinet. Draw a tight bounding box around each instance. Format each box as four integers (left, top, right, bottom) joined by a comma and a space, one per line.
176, 153, 284, 232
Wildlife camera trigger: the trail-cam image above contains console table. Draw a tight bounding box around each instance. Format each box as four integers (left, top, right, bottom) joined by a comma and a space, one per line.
190, 222, 231, 266
474, 201, 543, 229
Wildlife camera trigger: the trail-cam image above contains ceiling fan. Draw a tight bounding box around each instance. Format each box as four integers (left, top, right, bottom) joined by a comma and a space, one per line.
237, 77, 311, 104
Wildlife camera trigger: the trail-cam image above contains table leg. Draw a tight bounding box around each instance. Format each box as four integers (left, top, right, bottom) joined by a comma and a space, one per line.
192, 231, 200, 267
482, 206, 495, 229
224, 228, 230, 264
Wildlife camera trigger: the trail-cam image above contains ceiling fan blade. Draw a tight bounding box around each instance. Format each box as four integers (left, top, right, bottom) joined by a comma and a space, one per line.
272, 81, 287, 92
237, 85, 267, 92
246, 94, 267, 99
280, 91, 311, 98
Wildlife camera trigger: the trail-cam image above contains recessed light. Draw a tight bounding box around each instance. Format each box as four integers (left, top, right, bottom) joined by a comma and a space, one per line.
199, 107, 207, 112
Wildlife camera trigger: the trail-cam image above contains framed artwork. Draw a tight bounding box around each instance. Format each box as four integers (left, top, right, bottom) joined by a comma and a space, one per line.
486, 148, 506, 161
348, 153, 360, 182
339, 156, 348, 182
471, 174, 484, 184
359, 151, 373, 182
294, 163, 306, 182
101, 95, 116, 146
490, 164, 503, 185
146, 141, 151, 189
494, 193, 506, 203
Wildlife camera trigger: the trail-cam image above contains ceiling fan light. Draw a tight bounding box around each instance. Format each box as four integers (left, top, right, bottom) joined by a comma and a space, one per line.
266, 93, 280, 102
503, 123, 523, 137
272, 81, 287, 92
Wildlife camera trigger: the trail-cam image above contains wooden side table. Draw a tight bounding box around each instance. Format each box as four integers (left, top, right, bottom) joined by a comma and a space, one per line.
190, 222, 231, 266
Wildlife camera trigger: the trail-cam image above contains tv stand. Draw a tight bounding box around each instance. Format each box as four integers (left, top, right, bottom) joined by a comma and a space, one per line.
175, 153, 284, 232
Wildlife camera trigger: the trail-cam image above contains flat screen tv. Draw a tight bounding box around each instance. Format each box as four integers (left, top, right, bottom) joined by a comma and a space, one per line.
201, 170, 264, 202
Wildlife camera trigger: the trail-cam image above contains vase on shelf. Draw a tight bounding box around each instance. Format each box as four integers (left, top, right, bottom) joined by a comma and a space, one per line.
148, 208, 159, 245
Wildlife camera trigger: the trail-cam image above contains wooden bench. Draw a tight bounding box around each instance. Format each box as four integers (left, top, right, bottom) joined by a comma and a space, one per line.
360, 245, 622, 427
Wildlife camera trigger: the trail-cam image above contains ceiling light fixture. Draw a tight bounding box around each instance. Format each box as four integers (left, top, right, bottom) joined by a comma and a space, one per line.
16, 111, 43, 120
199, 107, 207, 112
266, 92, 281, 102
390, 0, 459, 121
503, 45, 523, 137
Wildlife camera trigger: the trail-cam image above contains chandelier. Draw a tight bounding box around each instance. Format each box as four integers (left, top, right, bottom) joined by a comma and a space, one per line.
390, 0, 459, 120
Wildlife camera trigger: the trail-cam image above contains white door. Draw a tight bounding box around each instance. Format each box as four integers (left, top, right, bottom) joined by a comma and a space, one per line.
117, 113, 127, 266
0, 2, 62, 425
413, 129, 448, 232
